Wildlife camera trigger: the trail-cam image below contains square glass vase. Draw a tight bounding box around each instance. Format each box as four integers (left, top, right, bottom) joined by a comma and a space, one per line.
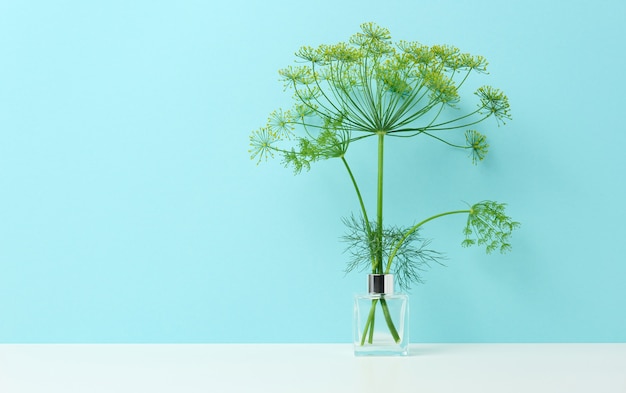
353, 278, 409, 356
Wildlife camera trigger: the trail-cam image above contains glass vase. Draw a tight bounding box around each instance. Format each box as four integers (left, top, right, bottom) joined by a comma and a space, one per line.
353, 274, 409, 356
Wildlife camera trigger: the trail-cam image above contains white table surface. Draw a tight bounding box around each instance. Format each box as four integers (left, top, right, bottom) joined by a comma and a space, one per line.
1, 344, 625, 393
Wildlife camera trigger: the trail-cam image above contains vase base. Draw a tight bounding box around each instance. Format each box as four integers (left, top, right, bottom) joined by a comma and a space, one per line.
354, 345, 409, 357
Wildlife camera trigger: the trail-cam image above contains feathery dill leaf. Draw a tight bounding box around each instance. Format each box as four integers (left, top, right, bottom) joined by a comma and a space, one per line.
341, 215, 445, 291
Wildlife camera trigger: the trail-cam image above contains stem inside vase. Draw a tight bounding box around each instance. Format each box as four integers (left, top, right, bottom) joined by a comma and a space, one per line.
360, 296, 401, 345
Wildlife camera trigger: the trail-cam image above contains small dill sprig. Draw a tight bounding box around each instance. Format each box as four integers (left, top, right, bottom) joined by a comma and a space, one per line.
341, 215, 445, 291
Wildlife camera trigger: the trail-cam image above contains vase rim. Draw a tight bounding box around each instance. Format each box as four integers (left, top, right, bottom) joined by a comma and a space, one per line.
368, 274, 394, 294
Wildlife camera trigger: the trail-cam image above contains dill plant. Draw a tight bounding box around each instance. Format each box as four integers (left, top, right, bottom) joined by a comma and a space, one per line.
250, 23, 519, 344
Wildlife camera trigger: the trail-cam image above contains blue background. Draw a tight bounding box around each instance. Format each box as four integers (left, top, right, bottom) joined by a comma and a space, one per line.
1, 0, 625, 343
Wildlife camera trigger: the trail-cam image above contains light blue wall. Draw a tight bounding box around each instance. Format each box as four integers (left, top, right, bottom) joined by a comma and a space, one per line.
1, 0, 625, 343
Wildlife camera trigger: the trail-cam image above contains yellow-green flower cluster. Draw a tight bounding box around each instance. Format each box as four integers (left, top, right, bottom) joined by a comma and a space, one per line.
465, 130, 489, 164
463, 201, 520, 254
250, 22, 512, 172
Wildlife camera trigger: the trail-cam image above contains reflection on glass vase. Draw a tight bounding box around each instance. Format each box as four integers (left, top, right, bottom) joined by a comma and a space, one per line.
354, 274, 409, 356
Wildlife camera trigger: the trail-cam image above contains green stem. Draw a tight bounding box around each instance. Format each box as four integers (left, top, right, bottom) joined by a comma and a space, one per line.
375, 131, 385, 274
341, 156, 375, 269
359, 132, 404, 347
360, 297, 401, 345
385, 209, 471, 274
360, 298, 378, 345
368, 310, 375, 343
380, 298, 401, 343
